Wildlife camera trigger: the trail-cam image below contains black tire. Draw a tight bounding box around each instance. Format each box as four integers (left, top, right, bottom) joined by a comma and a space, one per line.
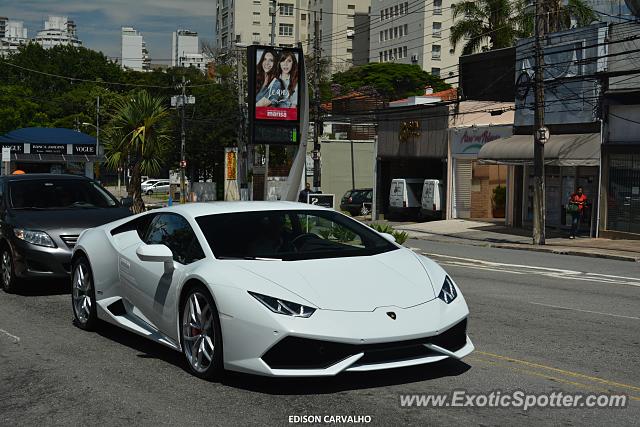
180, 285, 223, 380
146, 190, 153, 195
349, 209, 358, 216
71, 256, 98, 331
1, 245, 19, 293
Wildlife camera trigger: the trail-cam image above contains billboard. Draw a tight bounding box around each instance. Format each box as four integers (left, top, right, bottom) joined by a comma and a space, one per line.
248, 45, 303, 145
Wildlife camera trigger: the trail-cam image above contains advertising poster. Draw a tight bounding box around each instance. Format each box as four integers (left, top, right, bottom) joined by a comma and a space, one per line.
253, 47, 301, 121
226, 150, 237, 180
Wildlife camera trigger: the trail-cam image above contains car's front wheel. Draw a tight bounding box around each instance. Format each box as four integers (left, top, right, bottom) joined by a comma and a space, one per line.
181, 286, 223, 379
1, 246, 19, 293
146, 190, 153, 195
71, 256, 98, 330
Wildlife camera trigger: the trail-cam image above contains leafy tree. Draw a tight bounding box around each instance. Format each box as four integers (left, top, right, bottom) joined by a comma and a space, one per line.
103, 91, 172, 213
331, 63, 450, 101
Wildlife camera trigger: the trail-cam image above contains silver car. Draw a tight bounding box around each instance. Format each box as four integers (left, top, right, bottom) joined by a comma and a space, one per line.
145, 180, 171, 195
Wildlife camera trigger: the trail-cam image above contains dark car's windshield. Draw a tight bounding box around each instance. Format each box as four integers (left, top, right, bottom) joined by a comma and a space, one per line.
9, 179, 119, 209
196, 209, 398, 261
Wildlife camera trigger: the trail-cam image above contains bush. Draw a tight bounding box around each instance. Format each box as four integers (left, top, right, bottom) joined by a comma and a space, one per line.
368, 223, 408, 245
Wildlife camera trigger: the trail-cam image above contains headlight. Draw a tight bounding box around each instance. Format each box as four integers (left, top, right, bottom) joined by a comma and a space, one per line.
249, 291, 316, 318
14, 228, 56, 248
438, 276, 457, 304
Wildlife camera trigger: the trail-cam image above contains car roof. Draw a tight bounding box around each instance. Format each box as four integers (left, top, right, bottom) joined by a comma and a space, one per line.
150, 201, 330, 217
1, 173, 90, 182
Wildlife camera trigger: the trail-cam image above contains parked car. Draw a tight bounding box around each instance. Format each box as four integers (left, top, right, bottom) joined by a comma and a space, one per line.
141, 179, 161, 192
71, 202, 473, 379
419, 179, 444, 220
388, 178, 424, 219
340, 188, 373, 216
145, 180, 171, 195
0, 174, 132, 292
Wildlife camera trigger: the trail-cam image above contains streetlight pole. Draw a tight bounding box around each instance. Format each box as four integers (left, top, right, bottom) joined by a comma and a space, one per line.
533, 0, 546, 245
180, 76, 187, 204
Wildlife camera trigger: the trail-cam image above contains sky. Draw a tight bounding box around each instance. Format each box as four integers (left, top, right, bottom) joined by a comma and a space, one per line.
0, 0, 216, 63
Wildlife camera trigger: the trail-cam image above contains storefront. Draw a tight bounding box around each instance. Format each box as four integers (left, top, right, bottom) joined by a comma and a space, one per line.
478, 133, 600, 233
0, 128, 101, 178
448, 125, 512, 220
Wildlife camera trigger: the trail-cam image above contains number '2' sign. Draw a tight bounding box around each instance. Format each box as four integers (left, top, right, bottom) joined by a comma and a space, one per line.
307, 194, 335, 209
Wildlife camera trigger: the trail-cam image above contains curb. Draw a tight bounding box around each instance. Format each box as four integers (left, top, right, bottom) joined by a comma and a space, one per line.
403, 232, 640, 263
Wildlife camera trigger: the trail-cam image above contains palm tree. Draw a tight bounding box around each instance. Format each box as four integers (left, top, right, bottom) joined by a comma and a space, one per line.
450, 0, 529, 55
450, 0, 597, 55
104, 90, 172, 213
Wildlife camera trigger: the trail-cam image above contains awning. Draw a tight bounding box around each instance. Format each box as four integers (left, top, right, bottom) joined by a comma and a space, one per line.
12, 153, 105, 162
478, 133, 600, 166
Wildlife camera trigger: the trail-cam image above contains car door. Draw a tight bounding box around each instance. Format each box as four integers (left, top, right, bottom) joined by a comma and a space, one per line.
122, 213, 205, 336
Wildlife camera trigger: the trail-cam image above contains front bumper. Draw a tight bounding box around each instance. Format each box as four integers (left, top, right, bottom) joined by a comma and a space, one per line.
216, 287, 472, 377
10, 237, 73, 279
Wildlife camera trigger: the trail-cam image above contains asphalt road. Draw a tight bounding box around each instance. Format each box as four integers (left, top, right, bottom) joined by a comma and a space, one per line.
1, 240, 638, 426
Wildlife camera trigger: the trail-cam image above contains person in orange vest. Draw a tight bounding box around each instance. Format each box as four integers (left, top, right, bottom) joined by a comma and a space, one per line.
568, 186, 587, 239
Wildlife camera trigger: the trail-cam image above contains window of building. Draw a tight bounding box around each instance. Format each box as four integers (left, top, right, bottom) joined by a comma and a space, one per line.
393, 48, 397, 59
384, 50, 388, 61
279, 23, 294, 36
394, 5, 399, 16
279, 3, 294, 16
384, 29, 388, 41
434, 0, 442, 15
431, 67, 440, 77
301, 13, 306, 20
253, 21, 261, 25
348, 4, 355, 9
433, 22, 441, 37
379, 30, 383, 42
432, 44, 441, 59
403, 46, 408, 58
400, 3, 404, 14
404, 24, 408, 34
399, 25, 403, 37
379, 51, 383, 62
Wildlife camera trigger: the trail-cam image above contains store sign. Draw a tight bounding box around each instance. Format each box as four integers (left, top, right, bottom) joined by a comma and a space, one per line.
451, 126, 512, 155
31, 144, 66, 155
1, 144, 24, 154
73, 145, 96, 155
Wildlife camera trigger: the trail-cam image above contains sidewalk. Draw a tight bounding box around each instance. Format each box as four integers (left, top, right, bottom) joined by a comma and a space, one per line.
393, 219, 640, 263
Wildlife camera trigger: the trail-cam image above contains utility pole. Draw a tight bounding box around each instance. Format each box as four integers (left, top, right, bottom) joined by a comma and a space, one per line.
270, 0, 277, 46
236, 46, 247, 200
533, 0, 547, 245
313, 15, 322, 190
180, 75, 187, 204
263, 0, 277, 200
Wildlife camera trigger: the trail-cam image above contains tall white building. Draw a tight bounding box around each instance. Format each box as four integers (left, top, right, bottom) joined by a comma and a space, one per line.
33, 16, 82, 48
121, 27, 151, 71
214, 0, 309, 50
305, 0, 372, 73
0, 18, 29, 56
172, 29, 210, 70
369, 0, 461, 79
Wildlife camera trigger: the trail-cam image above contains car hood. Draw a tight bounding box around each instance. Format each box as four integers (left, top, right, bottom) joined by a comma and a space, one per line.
9, 208, 131, 233
232, 248, 438, 312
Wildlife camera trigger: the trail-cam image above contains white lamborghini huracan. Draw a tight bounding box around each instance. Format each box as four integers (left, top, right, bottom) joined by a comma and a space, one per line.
71, 202, 473, 379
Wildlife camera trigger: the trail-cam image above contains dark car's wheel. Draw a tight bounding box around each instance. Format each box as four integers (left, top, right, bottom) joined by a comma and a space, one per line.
146, 190, 153, 195
1, 246, 19, 293
71, 256, 98, 331
180, 285, 223, 380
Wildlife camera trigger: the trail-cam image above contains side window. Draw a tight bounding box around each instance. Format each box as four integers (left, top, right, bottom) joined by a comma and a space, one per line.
110, 213, 157, 239
144, 214, 205, 265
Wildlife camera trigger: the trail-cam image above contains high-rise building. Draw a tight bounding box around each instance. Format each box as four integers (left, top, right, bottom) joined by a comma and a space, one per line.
305, 0, 372, 73
121, 27, 150, 71
214, 0, 309, 50
0, 17, 29, 56
172, 29, 210, 70
369, 0, 461, 80
33, 16, 82, 48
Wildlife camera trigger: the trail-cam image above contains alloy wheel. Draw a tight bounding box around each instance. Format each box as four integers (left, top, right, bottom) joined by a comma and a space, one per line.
182, 292, 216, 374
72, 263, 92, 324
1, 250, 12, 290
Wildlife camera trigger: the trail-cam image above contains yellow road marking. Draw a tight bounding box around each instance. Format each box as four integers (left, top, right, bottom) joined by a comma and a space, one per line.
467, 357, 640, 401
475, 351, 640, 393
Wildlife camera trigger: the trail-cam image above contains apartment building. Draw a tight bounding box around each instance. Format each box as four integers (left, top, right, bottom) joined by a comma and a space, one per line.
369, 0, 460, 79
121, 27, 151, 72
33, 16, 82, 49
0, 17, 28, 56
305, 0, 371, 73
172, 29, 210, 70
214, 0, 309, 50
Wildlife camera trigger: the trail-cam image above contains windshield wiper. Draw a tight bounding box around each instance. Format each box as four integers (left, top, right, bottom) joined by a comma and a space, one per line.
10, 206, 49, 210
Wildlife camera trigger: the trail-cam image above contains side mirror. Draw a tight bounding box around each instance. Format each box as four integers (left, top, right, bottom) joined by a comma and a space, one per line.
120, 197, 133, 208
381, 232, 396, 243
136, 244, 173, 263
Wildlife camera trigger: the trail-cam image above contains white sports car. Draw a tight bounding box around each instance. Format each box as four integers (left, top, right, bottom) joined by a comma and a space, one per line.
71, 202, 473, 379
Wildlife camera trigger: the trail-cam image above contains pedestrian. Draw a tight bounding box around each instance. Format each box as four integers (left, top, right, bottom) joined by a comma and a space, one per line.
568, 186, 587, 239
298, 182, 312, 203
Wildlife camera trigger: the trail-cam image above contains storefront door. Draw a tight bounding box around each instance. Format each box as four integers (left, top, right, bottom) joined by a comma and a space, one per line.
607, 153, 640, 234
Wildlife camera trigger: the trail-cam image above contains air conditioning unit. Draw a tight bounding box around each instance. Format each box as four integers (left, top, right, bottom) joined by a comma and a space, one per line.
334, 132, 348, 140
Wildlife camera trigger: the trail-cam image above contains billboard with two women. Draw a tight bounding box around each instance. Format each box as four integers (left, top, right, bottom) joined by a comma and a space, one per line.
248, 45, 303, 145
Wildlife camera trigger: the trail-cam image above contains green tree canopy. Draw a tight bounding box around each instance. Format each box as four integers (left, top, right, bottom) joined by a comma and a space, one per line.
331, 63, 450, 101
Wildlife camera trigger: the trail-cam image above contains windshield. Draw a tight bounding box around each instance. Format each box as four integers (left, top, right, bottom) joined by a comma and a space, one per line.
196, 210, 398, 261
9, 179, 119, 209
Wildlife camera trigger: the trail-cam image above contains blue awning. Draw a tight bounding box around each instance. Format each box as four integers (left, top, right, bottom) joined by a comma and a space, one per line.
1, 127, 96, 145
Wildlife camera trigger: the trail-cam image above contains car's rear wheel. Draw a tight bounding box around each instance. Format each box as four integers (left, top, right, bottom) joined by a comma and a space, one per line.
181, 286, 223, 379
1, 246, 19, 293
146, 190, 153, 195
71, 256, 98, 331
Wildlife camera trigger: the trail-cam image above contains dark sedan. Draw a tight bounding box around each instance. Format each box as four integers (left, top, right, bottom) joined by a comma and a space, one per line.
0, 174, 131, 292
340, 188, 373, 216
